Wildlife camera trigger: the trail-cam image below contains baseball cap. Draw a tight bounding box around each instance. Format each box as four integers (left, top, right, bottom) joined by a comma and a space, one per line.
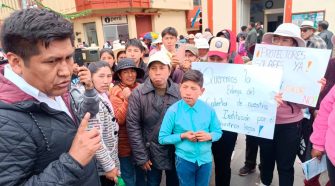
148, 51, 171, 67
188, 34, 195, 39
152, 35, 162, 45
195, 38, 209, 49
195, 33, 202, 39
208, 37, 229, 59
185, 45, 199, 56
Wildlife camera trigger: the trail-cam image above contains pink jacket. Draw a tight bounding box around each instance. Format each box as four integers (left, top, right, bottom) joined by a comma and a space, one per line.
276, 102, 304, 124
310, 85, 335, 165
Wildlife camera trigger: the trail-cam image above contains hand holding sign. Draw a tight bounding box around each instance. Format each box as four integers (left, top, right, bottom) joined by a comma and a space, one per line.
193, 62, 282, 139
252, 44, 331, 106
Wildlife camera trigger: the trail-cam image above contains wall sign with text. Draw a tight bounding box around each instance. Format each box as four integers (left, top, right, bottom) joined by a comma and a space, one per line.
102, 16, 128, 25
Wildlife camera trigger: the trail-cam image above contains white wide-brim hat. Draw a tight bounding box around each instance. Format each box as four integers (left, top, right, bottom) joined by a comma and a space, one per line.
262, 23, 306, 47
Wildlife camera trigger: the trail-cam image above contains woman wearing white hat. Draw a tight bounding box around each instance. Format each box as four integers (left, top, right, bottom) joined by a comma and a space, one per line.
258, 23, 325, 186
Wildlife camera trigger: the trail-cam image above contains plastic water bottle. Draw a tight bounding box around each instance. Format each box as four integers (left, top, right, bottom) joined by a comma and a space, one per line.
116, 176, 126, 186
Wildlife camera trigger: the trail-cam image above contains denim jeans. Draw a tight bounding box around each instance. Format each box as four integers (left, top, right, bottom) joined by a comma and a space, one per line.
119, 156, 137, 186
259, 121, 301, 186
136, 164, 179, 186
175, 156, 212, 186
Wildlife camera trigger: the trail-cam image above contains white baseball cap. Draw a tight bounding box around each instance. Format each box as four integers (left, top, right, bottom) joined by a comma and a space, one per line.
195, 33, 202, 39
195, 38, 210, 49
208, 37, 230, 59
188, 34, 195, 39
262, 23, 306, 47
152, 35, 162, 45
148, 51, 171, 67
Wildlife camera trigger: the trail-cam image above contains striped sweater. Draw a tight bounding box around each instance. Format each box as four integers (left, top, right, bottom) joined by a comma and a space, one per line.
90, 94, 120, 174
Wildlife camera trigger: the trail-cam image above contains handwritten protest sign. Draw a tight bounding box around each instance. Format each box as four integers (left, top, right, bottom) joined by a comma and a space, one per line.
192, 62, 282, 139
252, 44, 331, 107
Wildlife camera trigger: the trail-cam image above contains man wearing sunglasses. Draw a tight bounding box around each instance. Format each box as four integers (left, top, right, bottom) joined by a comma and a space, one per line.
300, 20, 327, 49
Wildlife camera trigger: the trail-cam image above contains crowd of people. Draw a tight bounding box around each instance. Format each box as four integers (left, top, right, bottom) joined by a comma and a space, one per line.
1, 7, 335, 186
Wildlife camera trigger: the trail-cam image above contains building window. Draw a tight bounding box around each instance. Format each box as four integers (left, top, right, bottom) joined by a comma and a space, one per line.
84, 22, 99, 46
103, 24, 129, 43
102, 16, 129, 43
193, 0, 201, 6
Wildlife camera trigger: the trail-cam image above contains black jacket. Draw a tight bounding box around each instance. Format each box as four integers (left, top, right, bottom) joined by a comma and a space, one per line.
0, 65, 100, 186
126, 78, 180, 170
0, 100, 100, 186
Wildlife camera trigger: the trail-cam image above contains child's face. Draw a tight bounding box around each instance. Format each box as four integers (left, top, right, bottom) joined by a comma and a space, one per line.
180, 80, 204, 107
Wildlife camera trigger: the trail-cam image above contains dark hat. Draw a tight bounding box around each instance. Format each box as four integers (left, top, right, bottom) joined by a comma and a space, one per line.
113, 58, 145, 81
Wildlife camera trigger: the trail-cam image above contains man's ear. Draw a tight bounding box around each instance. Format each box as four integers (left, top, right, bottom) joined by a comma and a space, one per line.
6, 52, 24, 75
200, 87, 205, 95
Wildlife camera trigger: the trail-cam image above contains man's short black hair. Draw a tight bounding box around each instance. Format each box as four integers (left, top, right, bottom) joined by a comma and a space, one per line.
181, 69, 204, 88
1, 8, 74, 64
241, 26, 247, 31
318, 20, 329, 30
125, 39, 145, 52
249, 22, 255, 28
161, 27, 178, 38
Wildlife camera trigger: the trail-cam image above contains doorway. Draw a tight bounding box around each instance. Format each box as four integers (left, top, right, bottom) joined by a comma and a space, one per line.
135, 15, 152, 38
251, 0, 284, 32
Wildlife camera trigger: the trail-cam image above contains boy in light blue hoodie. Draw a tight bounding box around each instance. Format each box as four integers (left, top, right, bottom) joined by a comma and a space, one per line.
159, 69, 222, 186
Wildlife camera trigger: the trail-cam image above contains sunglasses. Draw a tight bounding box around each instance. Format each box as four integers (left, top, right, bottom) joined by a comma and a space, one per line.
301, 28, 310, 33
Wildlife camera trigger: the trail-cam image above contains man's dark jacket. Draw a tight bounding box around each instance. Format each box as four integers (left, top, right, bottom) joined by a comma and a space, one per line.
126, 78, 181, 170
0, 65, 100, 186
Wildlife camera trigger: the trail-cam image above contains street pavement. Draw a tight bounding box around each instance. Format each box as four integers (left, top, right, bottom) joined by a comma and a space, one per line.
161, 135, 329, 186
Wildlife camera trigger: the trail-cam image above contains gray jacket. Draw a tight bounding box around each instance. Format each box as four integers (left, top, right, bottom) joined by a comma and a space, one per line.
318, 29, 334, 50
126, 78, 181, 170
245, 28, 258, 49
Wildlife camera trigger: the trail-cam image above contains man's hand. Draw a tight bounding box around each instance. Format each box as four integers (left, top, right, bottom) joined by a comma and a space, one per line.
171, 54, 180, 68
141, 160, 152, 171
311, 148, 324, 160
181, 131, 197, 142
105, 168, 120, 183
76, 66, 94, 90
69, 113, 101, 166
181, 59, 192, 72
195, 131, 212, 142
